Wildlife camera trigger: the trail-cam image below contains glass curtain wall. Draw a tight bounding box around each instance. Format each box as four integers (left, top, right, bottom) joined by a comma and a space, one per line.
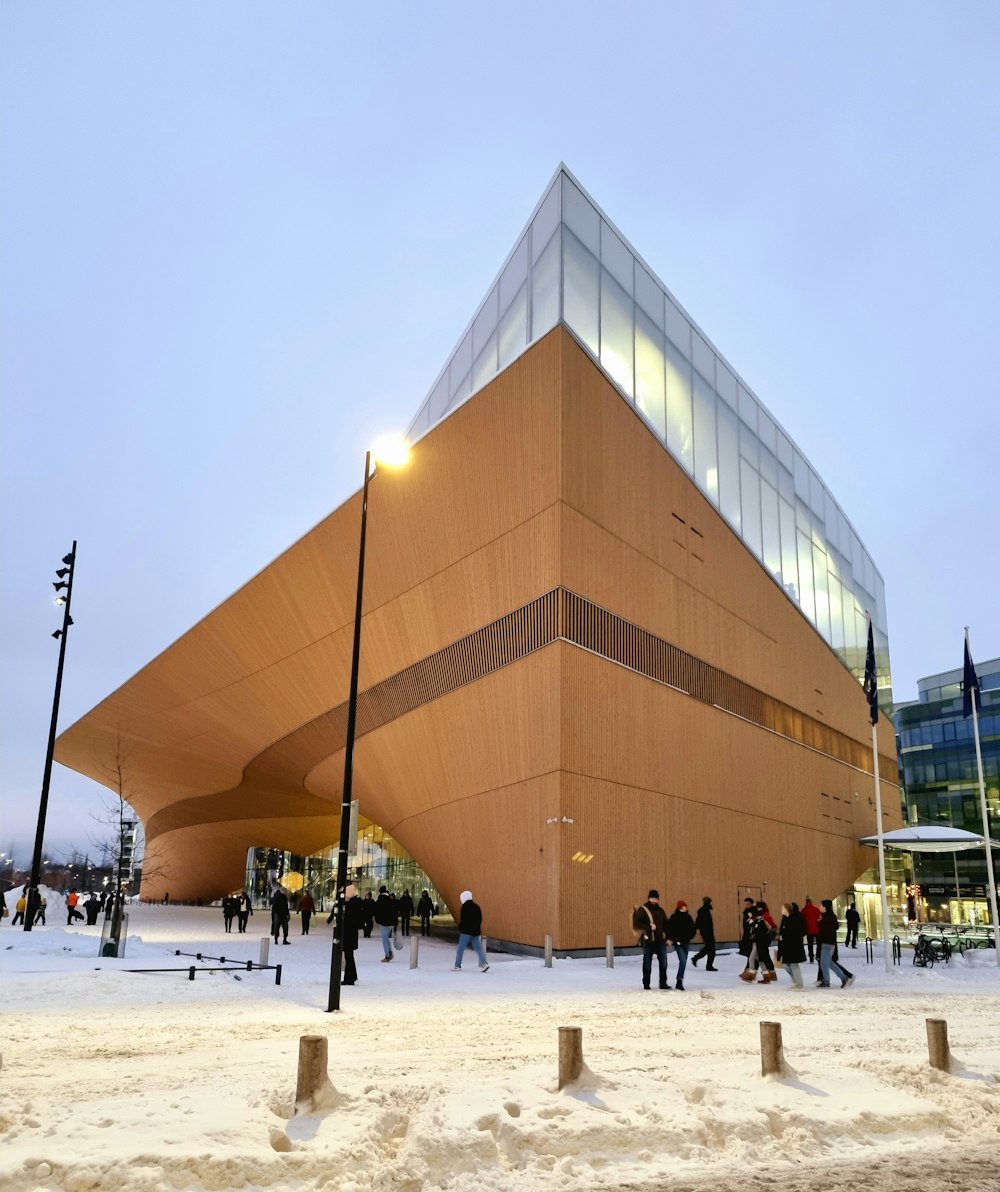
245, 832, 444, 916
407, 166, 891, 696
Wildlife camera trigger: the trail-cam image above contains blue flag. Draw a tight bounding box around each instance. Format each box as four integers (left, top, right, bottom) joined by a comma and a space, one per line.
962, 639, 981, 719
863, 620, 878, 726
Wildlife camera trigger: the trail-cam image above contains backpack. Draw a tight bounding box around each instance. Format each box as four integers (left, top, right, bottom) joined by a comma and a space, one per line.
632, 904, 654, 941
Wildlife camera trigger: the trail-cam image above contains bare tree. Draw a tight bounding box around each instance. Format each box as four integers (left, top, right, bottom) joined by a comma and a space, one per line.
89, 734, 170, 935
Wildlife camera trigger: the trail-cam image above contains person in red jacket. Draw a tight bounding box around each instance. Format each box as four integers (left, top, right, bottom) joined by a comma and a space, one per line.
801, 897, 822, 963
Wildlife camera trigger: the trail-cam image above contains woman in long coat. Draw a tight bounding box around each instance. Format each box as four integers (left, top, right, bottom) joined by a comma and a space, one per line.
776, 901, 807, 989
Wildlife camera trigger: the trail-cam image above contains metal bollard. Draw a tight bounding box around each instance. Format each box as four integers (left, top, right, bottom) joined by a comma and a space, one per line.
410, 935, 419, 970
558, 1026, 583, 1089
188, 966, 196, 981
259, 937, 270, 968
760, 1021, 785, 1077
275, 964, 282, 986
606, 935, 615, 968
892, 936, 902, 964
864, 936, 873, 964
295, 1035, 329, 1106
544, 934, 553, 968
926, 1018, 951, 1071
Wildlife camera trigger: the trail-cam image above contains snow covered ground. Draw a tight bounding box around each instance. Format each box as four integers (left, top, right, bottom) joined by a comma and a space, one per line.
2, 900, 1000, 1192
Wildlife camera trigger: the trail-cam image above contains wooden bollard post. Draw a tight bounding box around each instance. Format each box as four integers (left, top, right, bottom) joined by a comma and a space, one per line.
544, 934, 553, 968
606, 935, 614, 968
926, 1018, 951, 1071
296, 1035, 329, 1106
410, 935, 419, 970
759, 1020, 785, 1076
558, 1026, 583, 1089
259, 937, 270, 968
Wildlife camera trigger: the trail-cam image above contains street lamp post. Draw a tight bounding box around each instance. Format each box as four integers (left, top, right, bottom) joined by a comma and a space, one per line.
327, 452, 373, 1012
327, 443, 407, 1011
25, 543, 77, 932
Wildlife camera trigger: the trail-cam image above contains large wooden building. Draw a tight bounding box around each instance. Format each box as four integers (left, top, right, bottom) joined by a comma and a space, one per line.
56, 168, 901, 949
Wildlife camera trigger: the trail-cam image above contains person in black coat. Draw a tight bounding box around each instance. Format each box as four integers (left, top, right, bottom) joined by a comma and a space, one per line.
328, 884, 364, 984
817, 900, 854, 988
270, 887, 291, 944
361, 891, 375, 938
633, 889, 671, 990
222, 894, 236, 933
738, 897, 756, 974
454, 890, 489, 971
236, 890, 253, 933
691, 896, 717, 971
776, 902, 807, 989
844, 903, 861, 948
398, 889, 414, 936
666, 901, 696, 990
373, 886, 396, 961
417, 890, 434, 936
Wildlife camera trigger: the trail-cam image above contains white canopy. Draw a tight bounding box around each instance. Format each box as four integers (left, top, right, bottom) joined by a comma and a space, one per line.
859, 824, 1000, 853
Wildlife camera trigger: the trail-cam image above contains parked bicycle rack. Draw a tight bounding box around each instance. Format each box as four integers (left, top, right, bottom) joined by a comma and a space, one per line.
892, 935, 902, 964
864, 936, 874, 963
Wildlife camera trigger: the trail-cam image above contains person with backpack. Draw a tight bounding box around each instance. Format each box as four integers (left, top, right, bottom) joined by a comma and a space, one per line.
633, 889, 671, 991
691, 896, 718, 971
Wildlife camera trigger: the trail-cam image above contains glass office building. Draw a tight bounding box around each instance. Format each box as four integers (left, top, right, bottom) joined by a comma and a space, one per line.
894, 655, 1000, 922
409, 166, 891, 696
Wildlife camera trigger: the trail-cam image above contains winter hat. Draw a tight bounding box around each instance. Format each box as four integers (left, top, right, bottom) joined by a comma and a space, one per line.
676, 901, 687, 911
821, 899, 833, 911
648, 889, 660, 900
460, 890, 473, 903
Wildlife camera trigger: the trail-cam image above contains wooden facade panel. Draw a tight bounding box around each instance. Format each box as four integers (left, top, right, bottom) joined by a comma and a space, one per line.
556, 331, 897, 761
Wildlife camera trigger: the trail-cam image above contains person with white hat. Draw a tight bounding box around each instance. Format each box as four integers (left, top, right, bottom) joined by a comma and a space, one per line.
454, 890, 489, 972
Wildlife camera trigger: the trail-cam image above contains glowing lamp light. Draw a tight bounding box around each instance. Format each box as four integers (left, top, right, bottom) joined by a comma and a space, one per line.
372, 437, 410, 469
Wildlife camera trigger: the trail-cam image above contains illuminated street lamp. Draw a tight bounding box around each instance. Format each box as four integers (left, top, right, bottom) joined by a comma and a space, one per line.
25, 543, 77, 932
327, 442, 409, 1012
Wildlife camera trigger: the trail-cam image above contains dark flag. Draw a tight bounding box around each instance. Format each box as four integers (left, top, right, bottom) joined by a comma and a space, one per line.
863, 619, 878, 726
962, 638, 981, 719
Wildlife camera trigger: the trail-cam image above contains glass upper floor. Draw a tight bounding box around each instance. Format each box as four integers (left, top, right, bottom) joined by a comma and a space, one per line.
407, 166, 890, 694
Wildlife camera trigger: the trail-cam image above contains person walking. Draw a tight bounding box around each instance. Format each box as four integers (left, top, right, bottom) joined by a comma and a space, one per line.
633, 889, 671, 990
398, 889, 414, 937
327, 884, 364, 984
817, 899, 854, 988
691, 896, 718, 971
844, 902, 861, 948
298, 890, 315, 935
776, 902, 807, 989
666, 900, 696, 990
738, 897, 757, 978
12, 887, 28, 926
84, 893, 100, 926
236, 890, 253, 933
270, 886, 291, 945
373, 886, 396, 962
801, 897, 822, 963
222, 895, 236, 933
740, 901, 777, 983
417, 889, 434, 936
453, 890, 490, 971
362, 891, 375, 938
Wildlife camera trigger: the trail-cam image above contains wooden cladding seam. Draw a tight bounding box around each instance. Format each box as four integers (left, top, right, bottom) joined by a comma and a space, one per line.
278, 587, 888, 782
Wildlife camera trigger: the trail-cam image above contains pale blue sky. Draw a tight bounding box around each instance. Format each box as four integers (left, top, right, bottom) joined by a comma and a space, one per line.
3, 3, 998, 862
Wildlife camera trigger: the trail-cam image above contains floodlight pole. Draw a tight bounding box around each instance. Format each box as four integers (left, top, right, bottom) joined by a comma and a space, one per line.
966, 628, 1000, 965
25, 542, 77, 932
327, 453, 371, 1011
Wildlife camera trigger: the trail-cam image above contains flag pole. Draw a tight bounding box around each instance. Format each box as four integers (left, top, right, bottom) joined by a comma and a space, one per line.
866, 613, 892, 973
966, 627, 1000, 965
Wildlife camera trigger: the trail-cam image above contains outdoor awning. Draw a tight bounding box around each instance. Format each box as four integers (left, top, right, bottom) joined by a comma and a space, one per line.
859, 825, 1000, 853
